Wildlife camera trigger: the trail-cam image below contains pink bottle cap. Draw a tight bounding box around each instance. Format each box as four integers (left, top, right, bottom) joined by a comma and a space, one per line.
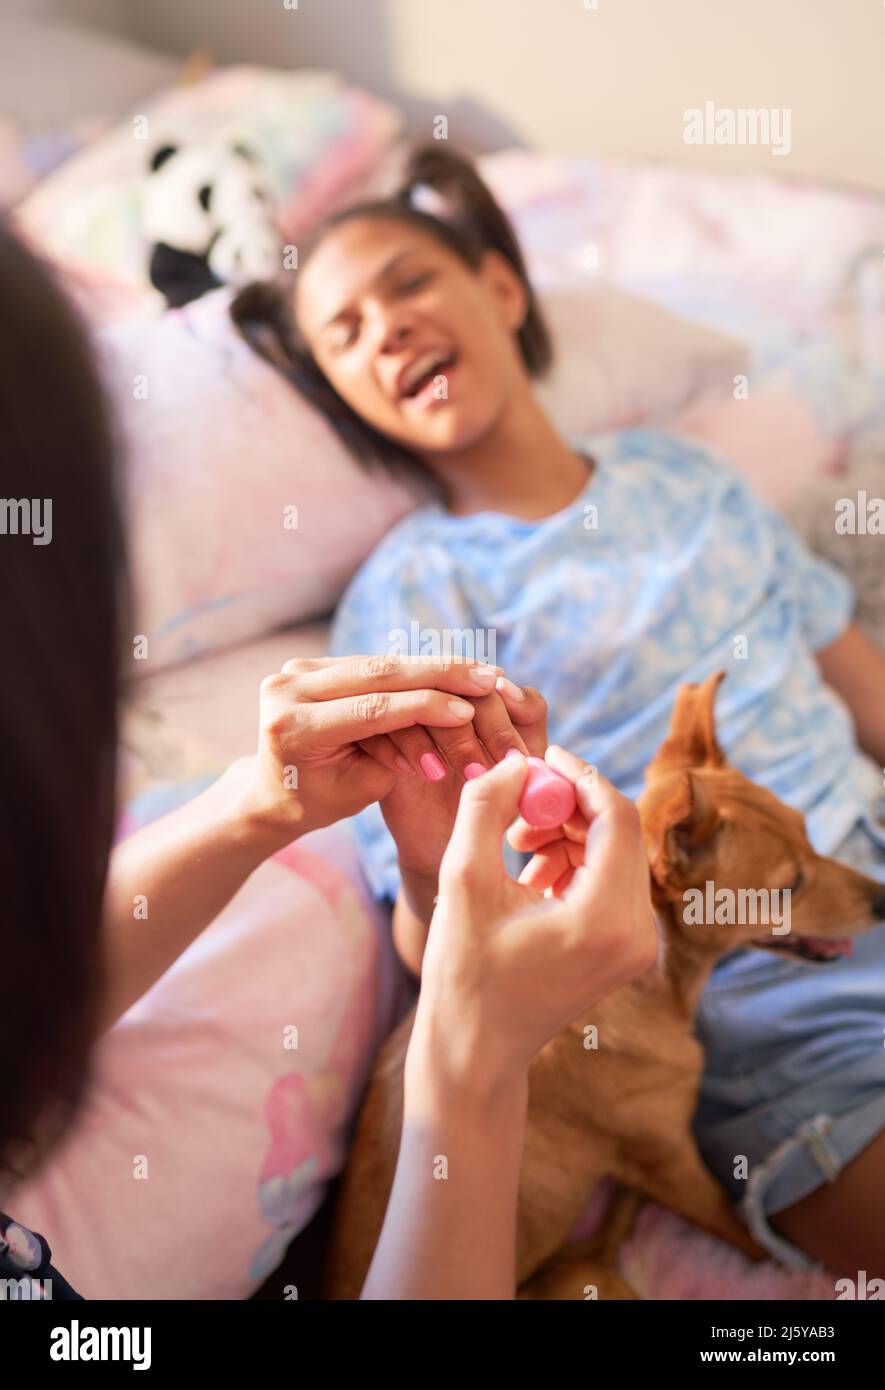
518, 756, 577, 829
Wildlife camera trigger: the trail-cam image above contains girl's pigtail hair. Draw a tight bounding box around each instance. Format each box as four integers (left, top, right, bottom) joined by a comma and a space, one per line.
229, 278, 300, 380
395, 144, 552, 376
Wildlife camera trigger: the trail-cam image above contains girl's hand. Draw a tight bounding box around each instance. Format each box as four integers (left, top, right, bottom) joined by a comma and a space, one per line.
411, 752, 658, 1083
242, 654, 510, 841
377, 678, 549, 881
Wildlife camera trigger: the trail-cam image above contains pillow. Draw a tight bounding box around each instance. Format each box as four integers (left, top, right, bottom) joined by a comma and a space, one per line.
15, 66, 400, 300
537, 283, 748, 437
670, 391, 838, 511
96, 288, 419, 675
480, 150, 885, 335
11, 818, 407, 1300
99, 281, 747, 675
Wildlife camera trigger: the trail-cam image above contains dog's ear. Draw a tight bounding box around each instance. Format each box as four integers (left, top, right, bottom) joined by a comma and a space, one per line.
644, 769, 723, 897
646, 671, 726, 780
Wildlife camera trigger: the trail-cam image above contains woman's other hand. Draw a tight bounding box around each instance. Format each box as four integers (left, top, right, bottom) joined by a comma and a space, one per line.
507, 744, 600, 895
411, 752, 659, 1085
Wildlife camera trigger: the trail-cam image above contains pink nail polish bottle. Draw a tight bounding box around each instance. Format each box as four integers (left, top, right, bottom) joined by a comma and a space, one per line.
519, 757, 577, 829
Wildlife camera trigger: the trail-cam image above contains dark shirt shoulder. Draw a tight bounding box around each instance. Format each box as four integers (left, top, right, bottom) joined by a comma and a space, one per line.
0, 1210, 83, 1300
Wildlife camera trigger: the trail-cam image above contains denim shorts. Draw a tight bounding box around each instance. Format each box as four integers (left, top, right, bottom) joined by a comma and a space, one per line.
692, 799, 885, 1268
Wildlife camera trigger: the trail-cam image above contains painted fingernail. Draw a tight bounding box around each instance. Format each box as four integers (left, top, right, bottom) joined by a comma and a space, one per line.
469, 664, 498, 688
505, 748, 525, 760
496, 676, 526, 701
420, 752, 447, 782
464, 762, 487, 780
395, 755, 412, 773
448, 699, 475, 718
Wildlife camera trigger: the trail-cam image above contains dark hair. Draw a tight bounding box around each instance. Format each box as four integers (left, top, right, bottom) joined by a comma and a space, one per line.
231, 144, 552, 478
0, 223, 130, 1185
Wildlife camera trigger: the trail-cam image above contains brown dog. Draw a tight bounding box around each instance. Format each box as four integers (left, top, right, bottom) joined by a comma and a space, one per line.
325, 672, 885, 1298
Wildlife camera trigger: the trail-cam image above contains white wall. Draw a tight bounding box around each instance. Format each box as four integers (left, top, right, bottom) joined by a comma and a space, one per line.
4, 0, 129, 27
27, 0, 885, 193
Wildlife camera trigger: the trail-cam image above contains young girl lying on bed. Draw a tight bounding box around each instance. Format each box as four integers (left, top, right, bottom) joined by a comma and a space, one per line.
232, 145, 885, 1278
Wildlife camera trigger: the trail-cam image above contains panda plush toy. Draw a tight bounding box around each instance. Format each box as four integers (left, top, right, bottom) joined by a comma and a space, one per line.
143, 141, 281, 308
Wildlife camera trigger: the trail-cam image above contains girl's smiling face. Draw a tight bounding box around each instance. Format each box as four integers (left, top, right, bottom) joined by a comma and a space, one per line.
293, 216, 529, 456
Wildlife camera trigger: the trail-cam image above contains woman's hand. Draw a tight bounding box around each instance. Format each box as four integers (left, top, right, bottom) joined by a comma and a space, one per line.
410, 750, 659, 1084
365, 745, 657, 1302
507, 744, 599, 896
242, 654, 511, 842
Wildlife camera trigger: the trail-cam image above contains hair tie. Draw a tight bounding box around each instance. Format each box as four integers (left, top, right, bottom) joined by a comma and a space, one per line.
406, 181, 457, 222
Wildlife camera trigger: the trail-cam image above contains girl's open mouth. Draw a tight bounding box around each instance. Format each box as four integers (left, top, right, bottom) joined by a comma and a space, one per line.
398, 351, 457, 411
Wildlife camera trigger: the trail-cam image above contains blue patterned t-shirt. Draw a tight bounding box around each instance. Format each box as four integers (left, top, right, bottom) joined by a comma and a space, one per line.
331, 428, 878, 899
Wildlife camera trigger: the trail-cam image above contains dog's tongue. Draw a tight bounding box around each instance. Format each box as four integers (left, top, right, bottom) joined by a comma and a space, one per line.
804, 937, 854, 958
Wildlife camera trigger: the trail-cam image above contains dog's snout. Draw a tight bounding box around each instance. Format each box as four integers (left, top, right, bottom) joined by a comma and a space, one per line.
872, 887, 885, 921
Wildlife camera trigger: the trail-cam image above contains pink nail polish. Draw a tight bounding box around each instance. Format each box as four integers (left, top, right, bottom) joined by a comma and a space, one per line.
519, 757, 577, 829
420, 752, 447, 782
505, 748, 524, 760
395, 755, 412, 773
464, 762, 487, 780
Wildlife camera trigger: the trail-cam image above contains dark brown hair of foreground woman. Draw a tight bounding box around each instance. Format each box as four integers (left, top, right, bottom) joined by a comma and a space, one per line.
0, 221, 130, 1184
